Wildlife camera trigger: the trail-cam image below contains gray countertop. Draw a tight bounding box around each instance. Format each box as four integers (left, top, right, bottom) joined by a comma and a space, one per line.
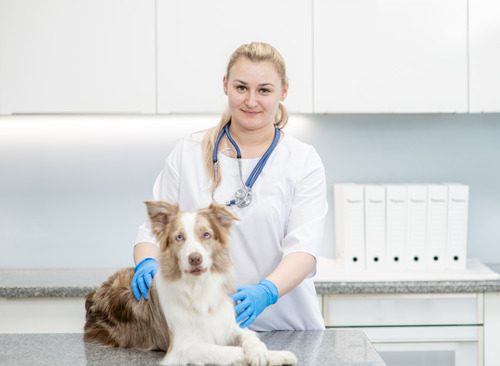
0, 268, 117, 298
314, 277, 500, 294
1, 261, 500, 298
314, 259, 500, 294
0, 329, 386, 366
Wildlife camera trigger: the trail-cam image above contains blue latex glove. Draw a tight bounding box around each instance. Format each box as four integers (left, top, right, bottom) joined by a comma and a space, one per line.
131, 257, 158, 301
230, 279, 279, 328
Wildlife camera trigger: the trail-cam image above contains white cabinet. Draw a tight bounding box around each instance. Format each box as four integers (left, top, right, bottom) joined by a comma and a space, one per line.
156, 0, 313, 114
469, 0, 500, 112
0, 297, 85, 333
313, 0, 468, 113
321, 293, 484, 366
484, 293, 500, 366
374, 327, 481, 366
0, 0, 155, 114
1, 0, 495, 114
322, 293, 481, 327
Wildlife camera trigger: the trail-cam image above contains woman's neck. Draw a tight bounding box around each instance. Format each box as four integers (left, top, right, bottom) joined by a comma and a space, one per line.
225, 123, 278, 159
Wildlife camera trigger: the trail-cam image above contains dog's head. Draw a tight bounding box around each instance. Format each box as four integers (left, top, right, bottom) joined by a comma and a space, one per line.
144, 201, 238, 281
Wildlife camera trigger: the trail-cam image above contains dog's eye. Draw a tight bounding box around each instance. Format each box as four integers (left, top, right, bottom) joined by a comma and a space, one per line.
203, 232, 211, 239
175, 233, 184, 241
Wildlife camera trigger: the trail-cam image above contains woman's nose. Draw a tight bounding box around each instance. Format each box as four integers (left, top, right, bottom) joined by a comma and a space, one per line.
245, 92, 257, 108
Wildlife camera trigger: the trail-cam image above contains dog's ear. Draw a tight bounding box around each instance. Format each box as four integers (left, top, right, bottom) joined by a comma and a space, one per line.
207, 203, 239, 230
144, 201, 179, 237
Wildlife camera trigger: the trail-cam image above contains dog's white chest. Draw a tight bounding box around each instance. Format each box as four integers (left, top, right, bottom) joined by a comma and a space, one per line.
157, 273, 237, 346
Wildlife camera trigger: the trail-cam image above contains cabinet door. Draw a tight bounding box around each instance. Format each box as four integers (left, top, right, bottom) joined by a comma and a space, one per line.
374, 329, 481, 366
313, 0, 468, 113
0, 0, 155, 114
372, 326, 482, 366
157, 0, 312, 114
323, 293, 482, 327
0, 298, 85, 333
484, 293, 500, 366
469, 0, 500, 112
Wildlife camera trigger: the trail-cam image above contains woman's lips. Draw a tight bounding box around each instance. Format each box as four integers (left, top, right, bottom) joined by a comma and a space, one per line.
241, 109, 261, 115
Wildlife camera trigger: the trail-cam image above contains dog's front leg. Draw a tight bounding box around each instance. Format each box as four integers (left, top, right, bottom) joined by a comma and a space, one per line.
236, 328, 298, 366
238, 328, 268, 366
160, 343, 245, 366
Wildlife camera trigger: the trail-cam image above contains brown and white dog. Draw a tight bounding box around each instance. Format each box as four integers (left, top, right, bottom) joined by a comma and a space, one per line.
84, 201, 297, 366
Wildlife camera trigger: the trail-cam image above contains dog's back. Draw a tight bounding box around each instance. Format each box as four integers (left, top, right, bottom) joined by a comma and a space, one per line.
84, 268, 170, 351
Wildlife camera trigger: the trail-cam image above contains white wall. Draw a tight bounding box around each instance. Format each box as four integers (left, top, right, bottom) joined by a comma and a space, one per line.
0, 114, 499, 268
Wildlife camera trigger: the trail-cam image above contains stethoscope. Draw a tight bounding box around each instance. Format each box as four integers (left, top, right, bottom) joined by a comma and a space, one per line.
211, 122, 280, 208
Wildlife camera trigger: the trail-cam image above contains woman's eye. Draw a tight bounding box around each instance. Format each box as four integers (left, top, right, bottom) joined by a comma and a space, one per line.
236, 85, 246, 92
175, 234, 184, 241
260, 88, 271, 94
203, 232, 211, 239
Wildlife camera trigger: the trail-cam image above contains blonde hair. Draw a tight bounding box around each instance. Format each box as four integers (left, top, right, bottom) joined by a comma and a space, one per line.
202, 42, 289, 189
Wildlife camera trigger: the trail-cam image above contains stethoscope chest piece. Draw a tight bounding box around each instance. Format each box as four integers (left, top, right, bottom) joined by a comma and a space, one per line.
234, 188, 252, 208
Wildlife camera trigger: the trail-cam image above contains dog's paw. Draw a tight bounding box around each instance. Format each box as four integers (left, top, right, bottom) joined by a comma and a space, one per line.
244, 342, 268, 366
221, 347, 246, 366
266, 350, 298, 366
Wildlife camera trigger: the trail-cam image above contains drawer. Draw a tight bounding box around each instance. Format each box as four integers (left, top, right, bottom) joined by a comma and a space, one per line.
366, 326, 483, 366
356, 325, 482, 343
323, 293, 483, 327
0, 297, 85, 333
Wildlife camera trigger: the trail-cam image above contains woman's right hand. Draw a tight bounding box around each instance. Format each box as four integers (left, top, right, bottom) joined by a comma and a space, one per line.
131, 257, 159, 301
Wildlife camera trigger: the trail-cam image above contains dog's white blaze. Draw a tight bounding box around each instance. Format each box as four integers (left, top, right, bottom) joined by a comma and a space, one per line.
179, 212, 211, 271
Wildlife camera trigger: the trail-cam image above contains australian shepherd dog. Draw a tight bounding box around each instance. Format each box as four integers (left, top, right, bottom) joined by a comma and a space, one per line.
84, 201, 297, 365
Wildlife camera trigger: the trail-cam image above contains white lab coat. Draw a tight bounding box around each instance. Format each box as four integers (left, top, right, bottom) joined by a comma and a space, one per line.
135, 130, 327, 330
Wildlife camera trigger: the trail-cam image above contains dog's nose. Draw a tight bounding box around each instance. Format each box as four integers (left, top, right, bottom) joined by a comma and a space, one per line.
188, 253, 202, 266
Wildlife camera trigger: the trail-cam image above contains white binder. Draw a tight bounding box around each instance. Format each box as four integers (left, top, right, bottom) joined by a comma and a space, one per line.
334, 184, 365, 271
386, 185, 408, 271
426, 184, 449, 271
406, 185, 427, 271
446, 184, 469, 270
364, 185, 386, 271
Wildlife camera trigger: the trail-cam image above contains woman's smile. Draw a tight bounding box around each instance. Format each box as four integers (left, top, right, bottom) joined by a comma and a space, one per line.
241, 109, 261, 116
223, 58, 287, 133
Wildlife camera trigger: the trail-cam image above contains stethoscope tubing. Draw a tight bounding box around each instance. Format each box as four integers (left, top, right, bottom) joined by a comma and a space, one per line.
212, 122, 280, 207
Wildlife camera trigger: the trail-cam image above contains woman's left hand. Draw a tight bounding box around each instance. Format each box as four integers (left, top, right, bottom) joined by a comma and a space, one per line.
230, 279, 279, 328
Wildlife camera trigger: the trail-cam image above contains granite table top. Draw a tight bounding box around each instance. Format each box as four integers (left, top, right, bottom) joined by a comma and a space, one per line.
1, 260, 500, 298
0, 329, 386, 366
314, 258, 500, 295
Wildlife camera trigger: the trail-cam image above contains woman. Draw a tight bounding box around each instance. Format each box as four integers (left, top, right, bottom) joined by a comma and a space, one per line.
132, 42, 327, 331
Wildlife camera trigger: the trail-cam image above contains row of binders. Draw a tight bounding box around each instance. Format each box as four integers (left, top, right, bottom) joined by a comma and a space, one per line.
334, 183, 469, 272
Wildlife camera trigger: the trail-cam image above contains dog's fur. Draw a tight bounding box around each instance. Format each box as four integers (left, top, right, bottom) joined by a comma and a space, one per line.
84, 201, 297, 366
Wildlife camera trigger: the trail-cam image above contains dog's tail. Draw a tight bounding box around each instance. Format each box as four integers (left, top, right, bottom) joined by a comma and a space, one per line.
85, 290, 96, 315
83, 287, 116, 345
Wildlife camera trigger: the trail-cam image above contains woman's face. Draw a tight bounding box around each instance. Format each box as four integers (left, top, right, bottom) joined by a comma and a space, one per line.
223, 58, 288, 133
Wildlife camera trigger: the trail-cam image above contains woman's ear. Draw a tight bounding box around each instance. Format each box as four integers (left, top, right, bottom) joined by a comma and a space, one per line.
223, 75, 228, 95
281, 84, 289, 101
